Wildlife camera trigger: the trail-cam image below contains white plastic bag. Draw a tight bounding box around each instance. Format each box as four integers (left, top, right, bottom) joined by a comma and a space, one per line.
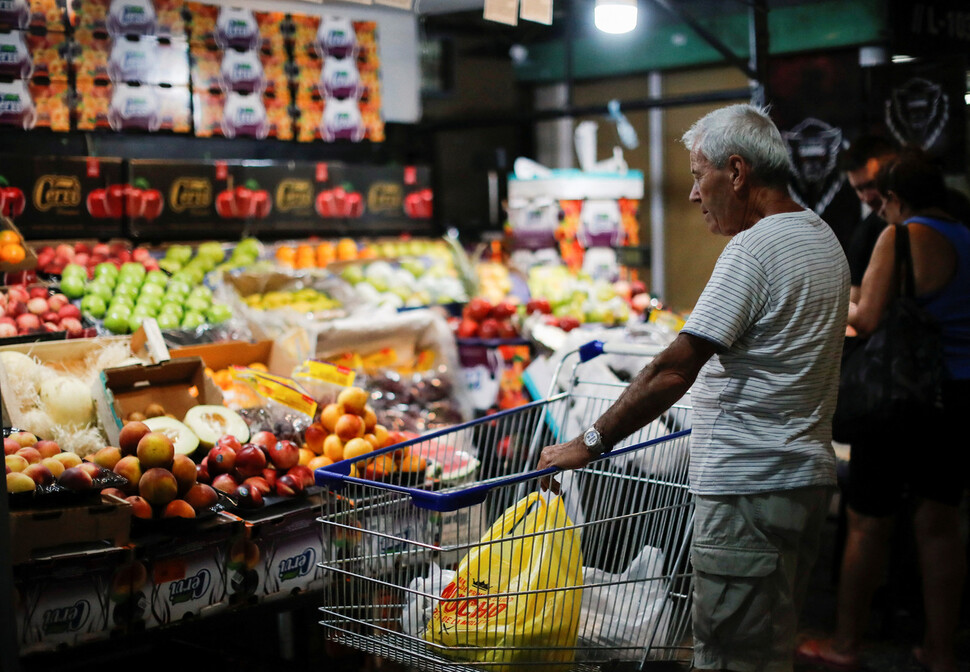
401, 563, 456, 636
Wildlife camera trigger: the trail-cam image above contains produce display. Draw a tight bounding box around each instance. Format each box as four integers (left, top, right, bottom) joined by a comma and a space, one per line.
5, 431, 123, 495
34, 240, 157, 277
241, 287, 342, 314
339, 258, 468, 311
0, 285, 86, 339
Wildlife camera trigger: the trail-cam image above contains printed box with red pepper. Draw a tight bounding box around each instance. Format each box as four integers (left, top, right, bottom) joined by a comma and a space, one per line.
75, 81, 191, 133
342, 164, 433, 222
72, 0, 186, 38
0, 79, 71, 132
0, 156, 125, 239
0, 0, 69, 32
192, 87, 292, 140
126, 159, 239, 237
212, 163, 275, 222
72, 31, 190, 85
188, 42, 287, 94
185, 2, 284, 54
0, 30, 70, 81
221, 162, 332, 234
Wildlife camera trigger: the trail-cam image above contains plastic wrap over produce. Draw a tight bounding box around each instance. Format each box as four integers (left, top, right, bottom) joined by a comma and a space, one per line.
311, 308, 473, 432
218, 269, 361, 341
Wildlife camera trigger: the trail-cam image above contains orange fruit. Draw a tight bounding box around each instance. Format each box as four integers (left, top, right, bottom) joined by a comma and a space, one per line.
0, 243, 25, 264
0, 230, 20, 245
323, 434, 344, 462
307, 455, 333, 472
275, 245, 295, 261
336, 238, 357, 261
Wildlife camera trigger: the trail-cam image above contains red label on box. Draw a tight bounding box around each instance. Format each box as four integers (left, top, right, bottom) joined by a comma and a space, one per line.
404, 166, 417, 185
215, 161, 228, 180
315, 163, 328, 182
86, 158, 101, 178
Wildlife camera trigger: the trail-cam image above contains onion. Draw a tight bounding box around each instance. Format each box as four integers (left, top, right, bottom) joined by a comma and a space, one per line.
39, 376, 95, 428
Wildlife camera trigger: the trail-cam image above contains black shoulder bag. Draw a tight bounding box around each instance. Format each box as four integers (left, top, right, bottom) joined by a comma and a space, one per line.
832, 224, 945, 443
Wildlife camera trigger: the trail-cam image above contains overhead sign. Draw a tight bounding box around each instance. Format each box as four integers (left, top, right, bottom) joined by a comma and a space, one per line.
892, 0, 970, 54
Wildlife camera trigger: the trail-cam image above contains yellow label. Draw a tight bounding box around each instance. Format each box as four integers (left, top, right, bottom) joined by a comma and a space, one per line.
295, 360, 356, 387
360, 347, 397, 371
275, 179, 313, 212
649, 309, 686, 332
231, 367, 317, 418
169, 178, 212, 212
33, 175, 81, 211
366, 182, 403, 214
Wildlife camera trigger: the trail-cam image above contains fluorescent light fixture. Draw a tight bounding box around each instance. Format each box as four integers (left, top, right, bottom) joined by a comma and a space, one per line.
965, 92, 970, 105
891, 54, 916, 63
595, 0, 637, 34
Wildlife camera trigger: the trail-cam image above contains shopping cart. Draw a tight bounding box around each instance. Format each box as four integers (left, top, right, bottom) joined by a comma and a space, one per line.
314, 339, 694, 670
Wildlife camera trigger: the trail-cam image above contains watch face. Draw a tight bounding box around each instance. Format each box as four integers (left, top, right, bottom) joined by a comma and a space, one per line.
584, 428, 599, 447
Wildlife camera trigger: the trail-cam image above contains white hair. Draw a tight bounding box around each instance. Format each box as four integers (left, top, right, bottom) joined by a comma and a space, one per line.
682, 104, 794, 187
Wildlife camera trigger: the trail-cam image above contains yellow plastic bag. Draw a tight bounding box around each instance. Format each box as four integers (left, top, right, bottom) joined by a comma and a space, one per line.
423, 493, 583, 671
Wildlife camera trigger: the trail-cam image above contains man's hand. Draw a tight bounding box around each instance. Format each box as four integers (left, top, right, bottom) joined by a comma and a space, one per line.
537, 437, 592, 491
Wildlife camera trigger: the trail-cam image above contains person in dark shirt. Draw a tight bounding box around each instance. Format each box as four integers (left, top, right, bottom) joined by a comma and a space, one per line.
842, 136, 899, 304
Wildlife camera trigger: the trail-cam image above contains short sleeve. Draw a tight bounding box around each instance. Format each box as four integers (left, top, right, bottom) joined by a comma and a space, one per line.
682, 241, 769, 349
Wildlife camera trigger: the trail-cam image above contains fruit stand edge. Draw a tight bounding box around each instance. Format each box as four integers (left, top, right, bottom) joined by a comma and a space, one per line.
0, 431, 23, 672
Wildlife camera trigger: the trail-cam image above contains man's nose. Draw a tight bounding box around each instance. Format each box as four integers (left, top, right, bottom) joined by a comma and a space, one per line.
689, 184, 700, 202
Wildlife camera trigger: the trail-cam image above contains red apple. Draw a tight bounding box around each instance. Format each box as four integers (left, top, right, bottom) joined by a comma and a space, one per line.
267, 440, 300, 471
28, 286, 49, 300
464, 297, 492, 322
478, 318, 500, 339
16, 313, 40, 332
490, 300, 517, 320
286, 465, 314, 488
207, 445, 236, 475
234, 445, 267, 479
0, 323, 15, 338
57, 304, 81, 320
250, 431, 277, 452
27, 298, 48, 315
234, 483, 264, 509
47, 294, 69, 311
212, 472, 238, 495
275, 474, 304, 497
216, 434, 242, 453
456, 319, 478, 338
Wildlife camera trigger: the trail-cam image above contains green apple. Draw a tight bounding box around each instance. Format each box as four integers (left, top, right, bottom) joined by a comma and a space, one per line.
60, 275, 86, 299
108, 295, 134, 311
80, 294, 107, 319
181, 311, 205, 329
113, 282, 140, 301
103, 312, 130, 334
62, 263, 88, 280
144, 270, 168, 286
94, 262, 118, 279
106, 303, 131, 320
340, 266, 365, 285
166, 280, 191, 297
127, 314, 146, 334
120, 262, 146, 279
85, 282, 114, 303
136, 294, 161, 311
188, 285, 212, 301
206, 304, 233, 325
185, 296, 210, 312
131, 304, 155, 319
138, 282, 164, 299
159, 302, 183, 319
155, 312, 180, 330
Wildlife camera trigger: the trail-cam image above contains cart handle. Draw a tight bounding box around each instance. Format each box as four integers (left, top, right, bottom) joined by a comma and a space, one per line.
314, 428, 690, 512
578, 339, 666, 362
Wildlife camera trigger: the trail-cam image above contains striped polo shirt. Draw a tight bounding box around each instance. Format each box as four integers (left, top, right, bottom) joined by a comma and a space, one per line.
681, 210, 850, 495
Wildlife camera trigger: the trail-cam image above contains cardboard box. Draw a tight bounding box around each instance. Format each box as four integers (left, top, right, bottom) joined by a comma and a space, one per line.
73, 0, 186, 38
0, 79, 70, 132
0, 30, 69, 81
13, 545, 132, 654
192, 86, 292, 140
9, 493, 132, 564
94, 355, 222, 445
189, 41, 287, 93
134, 516, 235, 629
224, 496, 324, 606
184, 2, 284, 54
0, 0, 69, 32
73, 31, 190, 85
75, 81, 192, 133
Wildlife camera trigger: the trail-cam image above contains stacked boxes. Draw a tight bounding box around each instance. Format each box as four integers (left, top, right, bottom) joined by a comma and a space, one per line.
0, 0, 71, 131
290, 16, 383, 143
188, 3, 292, 140
72, 0, 191, 133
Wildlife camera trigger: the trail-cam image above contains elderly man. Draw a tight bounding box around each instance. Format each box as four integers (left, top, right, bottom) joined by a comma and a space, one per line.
539, 104, 850, 671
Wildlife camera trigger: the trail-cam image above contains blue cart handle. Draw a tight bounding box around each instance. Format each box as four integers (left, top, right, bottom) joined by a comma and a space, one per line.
579, 339, 667, 362
315, 428, 690, 512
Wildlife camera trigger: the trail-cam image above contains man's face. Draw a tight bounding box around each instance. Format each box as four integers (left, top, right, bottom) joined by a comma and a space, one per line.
689, 146, 743, 237
846, 157, 886, 211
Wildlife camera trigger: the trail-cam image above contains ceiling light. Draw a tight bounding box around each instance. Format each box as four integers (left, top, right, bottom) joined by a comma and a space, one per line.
595, 0, 637, 35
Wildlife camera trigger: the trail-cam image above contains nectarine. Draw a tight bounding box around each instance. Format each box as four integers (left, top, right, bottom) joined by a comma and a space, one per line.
138, 468, 178, 506
137, 432, 175, 469
323, 435, 344, 462
163, 499, 196, 518
334, 414, 364, 442
184, 483, 219, 512
119, 421, 151, 456
320, 403, 344, 432
170, 454, 197, 494
337, 386, 368, 416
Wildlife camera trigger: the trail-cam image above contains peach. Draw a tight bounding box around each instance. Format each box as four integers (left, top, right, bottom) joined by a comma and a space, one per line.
16, 447, 42, 464
10, 431, 37, 448
171, 454, 197, 494
363, 433, 380, 450
5, 454, 28, 473
334, 414, 365, 442
287, 465, 314, 488
4, 438, 21, 455
337, 386, 369, 416
275, 473, 303, 497
125, 495, 153, 519
79, 461, 102, 479
373, 424, 389, 448
119, 421, 151, 456
113, 455, 143, 493
7, 471, 36, 493
267, 440, 299, 471
138, 468, 178, 506
91, 446, 122, 470
184, 483, 219, 512
137, 432, 175, 470
102, 487, 127, 500
241, 476, 272, 496
23, 462, 55, 486
212, 473, 238, 495
162, 499, 196, 518
320, 403, 344, 432
234, 445, 267, 479
234, 483, 263, 509
323, 435, 344, 462
53, 451, 82, 469
33, 440, 61, 459
41, 457, 65, 478
207, 445, 236, 475
58, 466, 95, 491
298, 448, 314, 466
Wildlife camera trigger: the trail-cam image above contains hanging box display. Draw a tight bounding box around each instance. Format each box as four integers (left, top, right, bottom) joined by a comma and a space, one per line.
0, 0, 70, 32
0, 156, 125, 239
72, 0, 187, 39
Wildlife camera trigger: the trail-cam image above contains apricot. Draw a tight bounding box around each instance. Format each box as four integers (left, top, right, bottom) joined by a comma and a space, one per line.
334, 414, 365, 442
162, 499, 196, 518
5, 454, 28, 473
41, 457, 65, 478
323, 434, 344, 462
365, 455, 397, 479
125, 495, 153, 519
113, 455, 143, 494
53, 451, 82, 469
10, 431, 37, 448
298, 448, 315, 466
343, 437, 373, 461
7, 471, 36, 493
362, 406, 377, 432
337, 386, 369, 416
91, 446, 122, 470
139, 468, 178, 506
304, 422, 326, 454
320, 403, 344, 432
184, 483, 219, 512
399, 454, 428, 473
137, 432, 175, 470
307, 454, 333, 472
171, 454, 197, 494
363, 433, 380, 450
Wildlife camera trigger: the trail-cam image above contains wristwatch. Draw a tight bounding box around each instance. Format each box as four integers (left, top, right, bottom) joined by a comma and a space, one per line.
583, 425, 610, 456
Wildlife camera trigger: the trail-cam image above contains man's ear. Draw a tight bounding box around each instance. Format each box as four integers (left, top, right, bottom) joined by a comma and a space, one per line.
727, 155, 747, 191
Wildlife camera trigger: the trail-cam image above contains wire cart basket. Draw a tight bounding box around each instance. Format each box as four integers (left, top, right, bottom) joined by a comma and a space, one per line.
314, 339, 695, 671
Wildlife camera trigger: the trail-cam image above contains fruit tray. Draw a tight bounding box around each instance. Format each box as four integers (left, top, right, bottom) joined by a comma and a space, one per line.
7, 467, 128, 509
221, 485, 322, 519
129, 490, 231, 535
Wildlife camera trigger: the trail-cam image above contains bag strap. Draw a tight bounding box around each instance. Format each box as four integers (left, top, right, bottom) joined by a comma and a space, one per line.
894, 223, 917, 299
